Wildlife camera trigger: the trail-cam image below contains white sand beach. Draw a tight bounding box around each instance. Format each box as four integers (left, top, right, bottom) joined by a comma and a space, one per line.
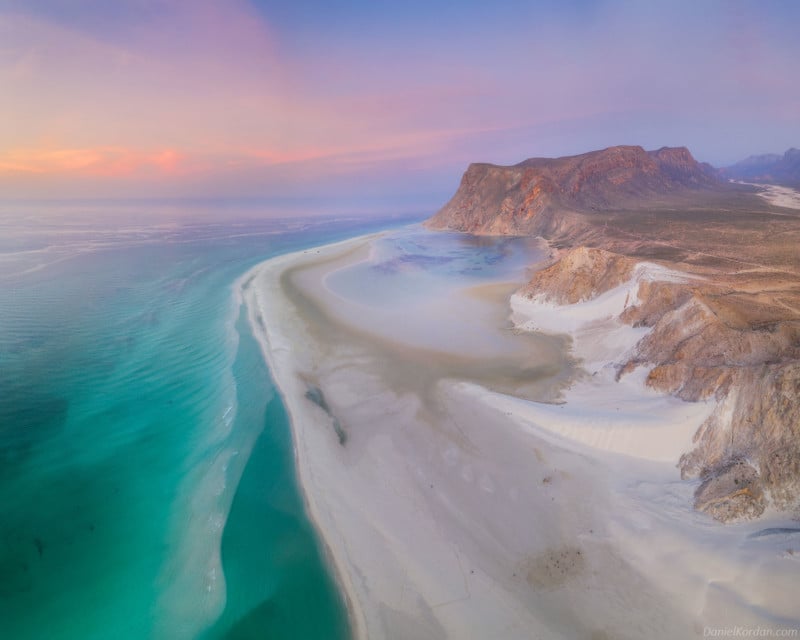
242, 231, 800, 640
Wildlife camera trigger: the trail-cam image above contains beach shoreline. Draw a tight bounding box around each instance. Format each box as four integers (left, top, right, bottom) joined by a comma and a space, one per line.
241, 228, 800, 639
239, 233, 382, 639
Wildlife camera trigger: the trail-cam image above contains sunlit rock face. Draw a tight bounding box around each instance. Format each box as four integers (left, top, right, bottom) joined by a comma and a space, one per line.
426, 145, 720, 236
520, 247, 635, 305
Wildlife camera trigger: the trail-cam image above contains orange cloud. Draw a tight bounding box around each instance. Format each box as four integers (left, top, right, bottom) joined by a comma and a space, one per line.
0, 147, 192, 178
150, 149, 185, 174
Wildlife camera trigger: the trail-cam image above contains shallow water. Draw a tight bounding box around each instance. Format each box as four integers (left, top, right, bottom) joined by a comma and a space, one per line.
0, 207, 417, 639
325, 228, 543, 309
285, 227, 573, 405
324, 230, 545, 356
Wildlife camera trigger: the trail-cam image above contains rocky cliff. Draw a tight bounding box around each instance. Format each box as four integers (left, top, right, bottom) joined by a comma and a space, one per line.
619, 273, 800, 521
520, 246, 800, 522
520, 247, 635, 305
426, 145, 721, 235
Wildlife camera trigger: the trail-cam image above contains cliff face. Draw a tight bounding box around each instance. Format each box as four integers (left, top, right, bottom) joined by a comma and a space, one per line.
723, 148, 800, 187
426, 145, 721, 235
623, 282, 800, 519
524, 247, 800, 522
520, 247, 635, 305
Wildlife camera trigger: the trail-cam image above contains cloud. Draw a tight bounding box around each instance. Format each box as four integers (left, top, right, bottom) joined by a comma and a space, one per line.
0, 146, 195, 177
1, 0, 799, 199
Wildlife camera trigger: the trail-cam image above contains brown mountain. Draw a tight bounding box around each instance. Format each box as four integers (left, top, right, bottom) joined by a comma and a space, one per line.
426, 145, 721, 235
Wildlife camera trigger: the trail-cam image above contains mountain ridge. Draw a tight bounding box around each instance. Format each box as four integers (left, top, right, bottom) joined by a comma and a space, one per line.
723, 148, 800, 187
426, 145, 722, 235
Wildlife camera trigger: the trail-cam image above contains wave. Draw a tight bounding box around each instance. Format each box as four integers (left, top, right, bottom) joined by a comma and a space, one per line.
153, 286, 246, 638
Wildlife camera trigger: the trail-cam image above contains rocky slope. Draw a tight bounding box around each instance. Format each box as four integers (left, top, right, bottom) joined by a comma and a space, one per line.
723, 148, 800, 187
520, 247, 635, 305
428, 146, 800, 522
426, 145, 721, 235
624, 274, 800, 520
519, 247, 800, 522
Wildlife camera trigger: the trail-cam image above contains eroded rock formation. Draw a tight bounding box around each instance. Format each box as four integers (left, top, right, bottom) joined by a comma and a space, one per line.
520, 247, 635, 305
520, 247, 800, 522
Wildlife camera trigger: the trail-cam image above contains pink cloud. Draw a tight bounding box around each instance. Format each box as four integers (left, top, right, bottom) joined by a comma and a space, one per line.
0, 147, 194, 178
2, 1, 798, 199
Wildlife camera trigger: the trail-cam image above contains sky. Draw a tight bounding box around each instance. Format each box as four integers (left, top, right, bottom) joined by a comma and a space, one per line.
1, 0, 799, 212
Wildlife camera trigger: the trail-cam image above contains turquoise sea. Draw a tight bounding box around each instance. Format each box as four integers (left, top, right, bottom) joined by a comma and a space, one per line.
0, 205, 420, 640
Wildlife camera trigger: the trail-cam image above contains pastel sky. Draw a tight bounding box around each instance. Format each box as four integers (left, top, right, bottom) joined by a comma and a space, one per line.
1, 0, 799, 210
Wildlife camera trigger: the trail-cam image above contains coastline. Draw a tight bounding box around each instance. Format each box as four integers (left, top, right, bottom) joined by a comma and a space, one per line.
239, 233, 381, 639
241, 229, 800, 638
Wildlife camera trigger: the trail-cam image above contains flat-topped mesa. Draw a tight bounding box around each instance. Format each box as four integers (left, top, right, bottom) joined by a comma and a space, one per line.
426, 145, 721, 235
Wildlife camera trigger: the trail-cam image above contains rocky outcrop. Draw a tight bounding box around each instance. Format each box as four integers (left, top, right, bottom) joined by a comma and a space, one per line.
520, 247, 635, 305
682, 363, 800, 510
524, 248, 800, 522
625, 293, 800, 393
693, 460, 766, 522
623, 284, 800, 521
723, 148, 800, 187
426, 145, 721, 235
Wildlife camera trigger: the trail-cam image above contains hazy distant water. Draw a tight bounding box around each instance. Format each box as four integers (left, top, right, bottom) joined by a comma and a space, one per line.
0, 208, 418, 639
323, 228, 548, 359
327, 227, 544, 303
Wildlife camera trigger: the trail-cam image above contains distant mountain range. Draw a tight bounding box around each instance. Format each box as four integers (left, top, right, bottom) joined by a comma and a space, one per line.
722, 148, 800, 186
426, 145, 721, 235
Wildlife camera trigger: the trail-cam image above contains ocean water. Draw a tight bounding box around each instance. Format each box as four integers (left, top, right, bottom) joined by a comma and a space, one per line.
0, 207, 419, 639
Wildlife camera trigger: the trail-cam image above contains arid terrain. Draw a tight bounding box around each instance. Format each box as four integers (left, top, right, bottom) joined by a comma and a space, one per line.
428, 146, 800, 521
